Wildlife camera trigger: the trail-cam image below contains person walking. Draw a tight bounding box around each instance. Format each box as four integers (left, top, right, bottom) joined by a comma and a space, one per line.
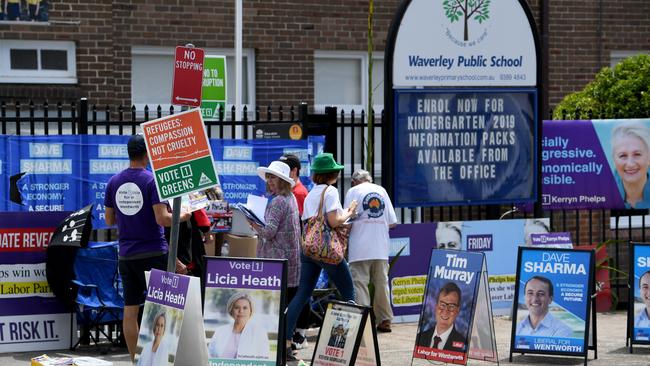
284, 153, 358, 361
344, 169, 397, 333
279, 153, 312, 349
104, 134, 189, 360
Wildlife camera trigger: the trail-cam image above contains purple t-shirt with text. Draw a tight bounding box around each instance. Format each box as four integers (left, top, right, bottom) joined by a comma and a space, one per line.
104, 168, 167, 258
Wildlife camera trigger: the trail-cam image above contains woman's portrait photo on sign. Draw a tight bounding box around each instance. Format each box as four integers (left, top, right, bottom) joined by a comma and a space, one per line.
204, 289, 279, 361
134, 303, 183, 366
611, 120, 650, 209
435, 222, 463, 250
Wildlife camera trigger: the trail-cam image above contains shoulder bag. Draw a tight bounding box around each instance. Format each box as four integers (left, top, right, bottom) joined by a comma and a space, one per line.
301, 186, 349, 264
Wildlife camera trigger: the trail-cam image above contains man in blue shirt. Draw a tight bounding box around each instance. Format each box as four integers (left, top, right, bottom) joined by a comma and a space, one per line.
516, 275, 572, 337
635, 270, 650, 328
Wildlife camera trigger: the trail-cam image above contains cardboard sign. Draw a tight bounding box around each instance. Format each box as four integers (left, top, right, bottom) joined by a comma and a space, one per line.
201, 55, 227, 120
628, 242, 650, 350
141, 108, 219, 201
412, 249, 483, 365
311, 301, 379, 366
172, 46, 205, 107
203, 257, 287, 365
134, 269, 207, 365
510, 247, 595, 364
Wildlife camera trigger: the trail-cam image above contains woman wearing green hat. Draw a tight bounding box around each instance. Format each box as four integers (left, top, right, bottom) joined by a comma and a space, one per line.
284, 153, 358, 361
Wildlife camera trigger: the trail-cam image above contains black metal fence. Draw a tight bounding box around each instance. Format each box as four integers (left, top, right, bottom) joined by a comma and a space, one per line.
1, 98, 648, 307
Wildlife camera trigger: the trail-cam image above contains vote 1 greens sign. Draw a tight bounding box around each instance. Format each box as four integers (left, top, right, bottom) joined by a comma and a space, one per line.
141, 108, 219, 200
201, 55, 227, 120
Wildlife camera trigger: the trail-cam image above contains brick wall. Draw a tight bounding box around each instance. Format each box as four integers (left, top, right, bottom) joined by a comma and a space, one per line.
0, 1, 648, 112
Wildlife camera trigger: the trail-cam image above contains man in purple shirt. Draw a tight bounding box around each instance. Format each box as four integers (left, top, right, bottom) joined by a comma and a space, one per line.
104, 134, 189, 360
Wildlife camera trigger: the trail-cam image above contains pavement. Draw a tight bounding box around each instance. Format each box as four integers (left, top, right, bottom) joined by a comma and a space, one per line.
3, 311, 650, 365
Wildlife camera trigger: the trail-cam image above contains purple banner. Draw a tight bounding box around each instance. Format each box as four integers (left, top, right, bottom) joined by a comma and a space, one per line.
205, 257, 284, 291
146, 269, 190, 310
539, 119, 650, 209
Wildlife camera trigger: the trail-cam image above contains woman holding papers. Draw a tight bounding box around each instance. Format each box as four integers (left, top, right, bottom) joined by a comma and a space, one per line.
250, 161, 301, 287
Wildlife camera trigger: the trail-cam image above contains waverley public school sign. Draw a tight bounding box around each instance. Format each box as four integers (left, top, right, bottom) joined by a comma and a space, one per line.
385, 0, 540, 207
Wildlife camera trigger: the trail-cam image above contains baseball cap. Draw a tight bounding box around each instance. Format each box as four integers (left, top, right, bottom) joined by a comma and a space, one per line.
280, 154, 301, 172
127, 134, 147, 159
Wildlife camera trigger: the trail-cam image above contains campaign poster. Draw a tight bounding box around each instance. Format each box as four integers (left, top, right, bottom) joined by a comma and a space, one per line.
82, 135, 130, 229
388, 219, 551, 321
388, 223, 436, 322
529, 232, 573, 249
631, 243, 650, 342
203, 257, 286, 366
512, 248, 593, 355
393, 89, 536, 207
312, 302, 365, 366
210, 136, 324, 203
354, 313, 380, 366
413, 249, 483, 365
6, 135, 82, 213
0, 212, 73, 353
135, 269, 188, 365
540, 118, 650, 210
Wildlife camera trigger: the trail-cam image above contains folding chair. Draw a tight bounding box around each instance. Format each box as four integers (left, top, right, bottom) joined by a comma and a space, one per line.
71, 241, 124, 353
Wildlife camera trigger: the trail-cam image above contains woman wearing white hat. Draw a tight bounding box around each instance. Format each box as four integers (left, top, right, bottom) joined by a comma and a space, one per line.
249, 160, 301, 302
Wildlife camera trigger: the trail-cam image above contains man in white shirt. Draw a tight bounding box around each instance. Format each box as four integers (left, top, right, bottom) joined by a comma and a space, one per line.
344, 169, 397, 332
635, 270, 650, 328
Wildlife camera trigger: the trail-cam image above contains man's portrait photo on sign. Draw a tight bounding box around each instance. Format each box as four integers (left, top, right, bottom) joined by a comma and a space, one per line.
634, 270, 650, 329
416, 281, 468, 352
515, 275, 572, 337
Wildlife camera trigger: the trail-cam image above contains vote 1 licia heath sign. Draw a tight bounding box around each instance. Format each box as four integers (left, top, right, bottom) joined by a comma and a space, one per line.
141, 108, 219, 201
172, 46, 205, 107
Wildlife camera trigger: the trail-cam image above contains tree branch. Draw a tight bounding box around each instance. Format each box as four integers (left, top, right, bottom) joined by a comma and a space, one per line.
467, 0, 488, 18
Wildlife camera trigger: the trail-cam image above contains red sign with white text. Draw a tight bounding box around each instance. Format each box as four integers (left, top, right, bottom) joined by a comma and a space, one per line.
171, 46, 205, 107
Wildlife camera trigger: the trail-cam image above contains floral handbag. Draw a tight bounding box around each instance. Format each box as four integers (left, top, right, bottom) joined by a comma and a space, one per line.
302, 186, 348, 265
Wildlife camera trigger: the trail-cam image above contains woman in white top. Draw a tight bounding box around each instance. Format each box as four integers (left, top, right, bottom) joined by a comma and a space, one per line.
137, 312, 170, 366
208, 292, 270, 360
284, 153, 358, 361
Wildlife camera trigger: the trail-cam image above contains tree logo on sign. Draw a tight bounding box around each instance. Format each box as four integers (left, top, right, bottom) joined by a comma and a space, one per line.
443, 0, 490, 41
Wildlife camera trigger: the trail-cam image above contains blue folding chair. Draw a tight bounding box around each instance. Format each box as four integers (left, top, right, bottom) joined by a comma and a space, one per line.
71, 241, 124, 352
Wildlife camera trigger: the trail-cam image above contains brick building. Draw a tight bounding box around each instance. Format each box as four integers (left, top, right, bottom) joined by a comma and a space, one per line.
0, 0, 648, 114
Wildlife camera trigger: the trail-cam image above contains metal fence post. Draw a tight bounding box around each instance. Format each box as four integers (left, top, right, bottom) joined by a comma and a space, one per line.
79, 98, 88, 135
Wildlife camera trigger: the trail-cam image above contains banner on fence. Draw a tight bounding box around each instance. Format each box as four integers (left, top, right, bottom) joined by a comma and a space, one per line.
203, 257, 287, 365
0, 212, 73, 353
0, 135, 324, 229
510, 247, 594, 358
539, 118, 650, 210
393, 89, 537, 207
211, 136, 325, 203
388, 218, 551, 321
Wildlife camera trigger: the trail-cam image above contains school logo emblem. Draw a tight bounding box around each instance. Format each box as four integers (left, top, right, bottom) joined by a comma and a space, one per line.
443, 0, 491, 41
362, 192, 385, 218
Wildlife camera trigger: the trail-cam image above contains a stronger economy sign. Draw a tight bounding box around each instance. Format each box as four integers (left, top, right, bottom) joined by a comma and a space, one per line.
141, 108, 218, 201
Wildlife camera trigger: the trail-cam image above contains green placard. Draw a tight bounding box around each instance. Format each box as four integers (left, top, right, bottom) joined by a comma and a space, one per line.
201, 55, 227, 120
154, 155, 218, 200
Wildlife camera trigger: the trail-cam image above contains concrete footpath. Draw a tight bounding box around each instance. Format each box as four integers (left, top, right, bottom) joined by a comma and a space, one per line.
2, 311, 649, 365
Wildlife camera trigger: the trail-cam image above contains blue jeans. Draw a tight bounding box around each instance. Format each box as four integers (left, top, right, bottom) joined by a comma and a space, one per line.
285, 253, 355, 340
